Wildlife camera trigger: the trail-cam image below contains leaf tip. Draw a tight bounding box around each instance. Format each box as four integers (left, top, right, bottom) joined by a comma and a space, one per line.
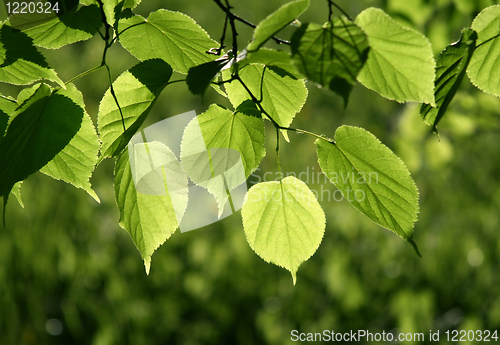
144, 257, 151, 275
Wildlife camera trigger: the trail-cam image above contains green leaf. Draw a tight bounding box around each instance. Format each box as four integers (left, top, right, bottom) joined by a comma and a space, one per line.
355, 8, 435, 105
467, 5, 500, 97
0, 23, 64, 87
114, 142, 188, 274
0, 95, 17, 136
291, 18, 369, 105
316, 126, 419, 247
103, 0, 142, 26
181, 104, 265, 178
118, 9, 218, 74
421, 29, 477, 132
39, 84, 100, 202
238, 48, 302, 78
98, 59, 172, 161
241, 176, 325, 284
0, 83, 84, 200
21, 4, 102, 49
180, 104, 264, 215
223, 63, 308, 141
11, 181, 23, 208
187, 58, 229, 96
247, 0, 309, 51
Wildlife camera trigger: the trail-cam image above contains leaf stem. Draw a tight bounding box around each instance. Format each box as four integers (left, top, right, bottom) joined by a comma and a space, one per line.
212, 0, 290, 45
65, 64, 105, 85
327, 0, 352, 21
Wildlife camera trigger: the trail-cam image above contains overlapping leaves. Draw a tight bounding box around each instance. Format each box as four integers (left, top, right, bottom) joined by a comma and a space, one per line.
291, 18, 369, 104
421, 29, 477, 131
98, 59, 172, 160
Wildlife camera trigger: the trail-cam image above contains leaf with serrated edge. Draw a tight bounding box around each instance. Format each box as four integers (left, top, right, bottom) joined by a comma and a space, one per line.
467, 5, 500, 97
103, 0, 141, 26
355, 8, 435, 105
181, 104, 265, 215
421, 29, 477, 131
291, 18, 369, 105
40, 84, 100, 202
316, 126, 419, 246
98, 59, 172, 160
11, 181, 23, 208
0, 22, 64, 87
114, 142, 187, 274
0, 84, 84, 200
247, 0, 309, 51
223, 64, 307, 142
242, 176, 325, 284
118, 10, 218, 74
22, 5, 102, 49
238, 49, 302, 78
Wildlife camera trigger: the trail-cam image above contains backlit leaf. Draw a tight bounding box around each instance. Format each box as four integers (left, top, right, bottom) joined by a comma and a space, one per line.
247, 0, 309, 51
467, 5, 500, 97
421, 29, 477, 131
316, 126, 420, 251
241, 176, 325, 284
98, 59, 172, 160
355, 8, 435, 105
118, 9, 218, 74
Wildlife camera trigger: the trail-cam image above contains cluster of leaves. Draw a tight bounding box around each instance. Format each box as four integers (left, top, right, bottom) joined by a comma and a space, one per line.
1, 0, 499, 283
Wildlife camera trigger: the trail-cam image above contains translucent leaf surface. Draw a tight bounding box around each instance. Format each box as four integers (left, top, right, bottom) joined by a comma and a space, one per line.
247, 0, 309, 51
103, 0, 142, 26
241, 176, 325, 284
223, 63, 307, 141
316, 126, 419, 248
291, 18, 369, 104
118, 9, 218, 74
181, 104, 264, 215
0, 23, 64, 87
98, 59, 172, 160
40, 84, 100, 202
467, 5, 500, 97
421, 29, 477, 131
355, 8, 435, 105
21, 4, 102, 49
114, 142, 188, 274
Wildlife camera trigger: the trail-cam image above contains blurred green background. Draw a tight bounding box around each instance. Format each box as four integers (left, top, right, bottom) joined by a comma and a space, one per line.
1, 0, 500, 344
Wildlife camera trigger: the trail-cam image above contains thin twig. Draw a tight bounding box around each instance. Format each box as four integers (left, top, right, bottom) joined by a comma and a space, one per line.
327, 0, 352, 21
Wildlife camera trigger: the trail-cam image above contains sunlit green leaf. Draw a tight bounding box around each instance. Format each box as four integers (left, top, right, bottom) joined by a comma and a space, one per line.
316, 126, 420, 250
421, 29, 477, 131
0, 84, 84, 200
187, 58, 229, 95
11, 181, 23, 208
0, 22, 64, 87
242, 176, 325, 284
291, 18, 369, 105
98, 59, 172, 161
247, 0, 309, 51
118, 9, 218, 74
39, 84, 100, 202
223, 63, 307, 141
21, 4, 102, 49
238, 49, 301, 78
467, 5, 500, 97
181, 104, 264, 215
114, 142, 188, 274
355, 8, 435, 105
